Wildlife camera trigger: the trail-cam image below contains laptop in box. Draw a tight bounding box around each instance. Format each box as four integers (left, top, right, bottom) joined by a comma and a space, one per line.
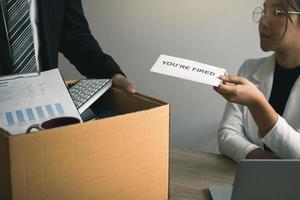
209, 159, 300, 200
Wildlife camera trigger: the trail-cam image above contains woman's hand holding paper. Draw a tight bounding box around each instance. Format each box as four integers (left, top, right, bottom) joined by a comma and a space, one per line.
214, 75, 265, 108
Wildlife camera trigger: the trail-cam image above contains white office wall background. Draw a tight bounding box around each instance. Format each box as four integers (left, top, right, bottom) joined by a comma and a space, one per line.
59, 0, 269, 153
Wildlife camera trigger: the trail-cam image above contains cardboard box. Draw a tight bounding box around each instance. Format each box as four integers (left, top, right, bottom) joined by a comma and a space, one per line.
0, 87, 169, 200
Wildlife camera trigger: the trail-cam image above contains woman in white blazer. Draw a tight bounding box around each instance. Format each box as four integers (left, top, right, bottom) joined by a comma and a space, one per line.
215, 0, 300, 162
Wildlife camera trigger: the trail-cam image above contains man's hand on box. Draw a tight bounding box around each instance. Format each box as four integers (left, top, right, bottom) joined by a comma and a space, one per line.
112, 73, 136, 94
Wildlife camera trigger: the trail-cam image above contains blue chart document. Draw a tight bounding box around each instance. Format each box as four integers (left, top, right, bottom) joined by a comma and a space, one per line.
0, 69, 81, 135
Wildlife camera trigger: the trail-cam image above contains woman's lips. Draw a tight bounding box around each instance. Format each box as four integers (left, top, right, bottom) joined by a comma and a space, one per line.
260, 33, 271, 38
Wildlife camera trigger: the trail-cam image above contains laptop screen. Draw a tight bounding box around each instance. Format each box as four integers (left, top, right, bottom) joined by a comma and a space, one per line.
232, 159, 300, 200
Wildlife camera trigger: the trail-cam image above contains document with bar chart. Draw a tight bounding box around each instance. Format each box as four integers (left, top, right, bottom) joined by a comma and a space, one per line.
0, 69, 82, 135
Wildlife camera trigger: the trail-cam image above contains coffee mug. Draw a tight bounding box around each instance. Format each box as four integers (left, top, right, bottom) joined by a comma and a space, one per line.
26, 116, 81, 133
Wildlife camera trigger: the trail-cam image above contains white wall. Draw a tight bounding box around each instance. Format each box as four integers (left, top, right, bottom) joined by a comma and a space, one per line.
59, 0, 269, 153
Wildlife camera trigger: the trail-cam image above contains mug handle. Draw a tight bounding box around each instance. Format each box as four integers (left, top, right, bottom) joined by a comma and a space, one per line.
26, 124, 43, 133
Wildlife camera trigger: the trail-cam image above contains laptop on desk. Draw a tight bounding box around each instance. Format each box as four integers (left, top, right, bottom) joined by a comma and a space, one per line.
209, 159, 300, 200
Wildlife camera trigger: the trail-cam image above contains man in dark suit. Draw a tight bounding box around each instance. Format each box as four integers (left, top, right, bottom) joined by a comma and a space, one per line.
0, 0, 136, 93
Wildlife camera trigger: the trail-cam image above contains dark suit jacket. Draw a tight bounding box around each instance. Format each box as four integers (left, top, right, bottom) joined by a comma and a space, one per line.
0, 0, 124, 78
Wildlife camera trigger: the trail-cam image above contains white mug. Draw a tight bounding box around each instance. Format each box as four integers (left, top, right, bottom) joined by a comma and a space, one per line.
26, 116, 81, 133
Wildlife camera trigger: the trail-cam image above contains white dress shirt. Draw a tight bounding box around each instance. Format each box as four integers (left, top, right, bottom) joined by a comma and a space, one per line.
28, 0, 40, 69
218, 54, 300, 162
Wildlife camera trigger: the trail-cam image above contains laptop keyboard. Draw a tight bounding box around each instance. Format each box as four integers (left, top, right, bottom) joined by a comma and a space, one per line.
68, 79, 112, 114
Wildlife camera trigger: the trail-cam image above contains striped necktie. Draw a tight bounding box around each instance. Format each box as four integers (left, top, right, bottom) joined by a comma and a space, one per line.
5, 0, 38, 73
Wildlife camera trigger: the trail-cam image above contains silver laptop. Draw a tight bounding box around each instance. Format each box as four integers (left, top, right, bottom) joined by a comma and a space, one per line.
209, 159, 300, 200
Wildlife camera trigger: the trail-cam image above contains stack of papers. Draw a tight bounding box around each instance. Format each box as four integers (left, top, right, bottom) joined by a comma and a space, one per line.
0, 69, 81, 135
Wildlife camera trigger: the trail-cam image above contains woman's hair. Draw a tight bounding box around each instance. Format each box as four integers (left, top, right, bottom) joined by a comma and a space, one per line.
279, 0, 300, 36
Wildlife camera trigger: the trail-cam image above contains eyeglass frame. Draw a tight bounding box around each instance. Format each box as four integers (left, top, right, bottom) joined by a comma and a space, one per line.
252, 6, 300, 23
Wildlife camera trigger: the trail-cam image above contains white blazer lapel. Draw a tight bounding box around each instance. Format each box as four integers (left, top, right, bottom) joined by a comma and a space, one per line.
252, 54, 276, 100
244, 55, 276, 145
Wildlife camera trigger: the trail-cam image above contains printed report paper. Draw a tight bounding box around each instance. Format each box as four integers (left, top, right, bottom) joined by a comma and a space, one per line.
0, 69, 82, 135
150, 54, 226, 86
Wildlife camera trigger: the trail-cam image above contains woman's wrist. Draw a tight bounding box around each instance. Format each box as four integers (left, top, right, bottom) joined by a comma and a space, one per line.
247, 96, 278, 137
247, 92, 267, 110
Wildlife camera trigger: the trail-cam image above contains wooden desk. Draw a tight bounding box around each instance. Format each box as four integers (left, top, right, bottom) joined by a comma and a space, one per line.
170, 149, 236, 200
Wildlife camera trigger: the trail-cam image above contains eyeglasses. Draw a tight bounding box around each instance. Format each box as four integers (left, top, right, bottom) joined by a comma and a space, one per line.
252, 6, 300, 23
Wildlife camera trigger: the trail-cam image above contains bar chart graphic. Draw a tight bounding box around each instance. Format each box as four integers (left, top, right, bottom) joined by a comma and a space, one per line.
3, 103, 65, 126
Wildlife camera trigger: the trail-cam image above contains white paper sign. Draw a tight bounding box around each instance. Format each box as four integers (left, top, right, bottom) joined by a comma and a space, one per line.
150, 54, 226, 86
